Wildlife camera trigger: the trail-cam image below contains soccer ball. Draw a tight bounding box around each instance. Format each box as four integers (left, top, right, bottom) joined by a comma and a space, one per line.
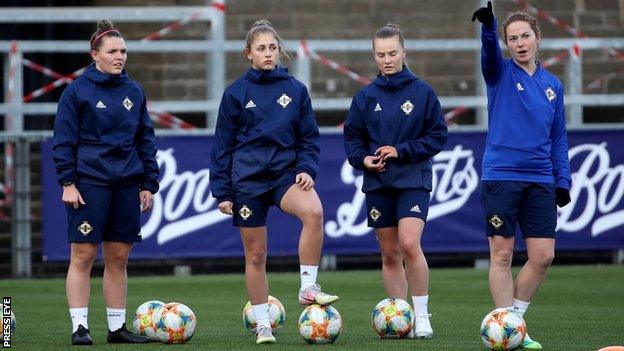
1, 306, 15, 334
298, 304, 342, 344
153, 302, 196, 344
133, 300, 165, 340
242, 295, 286, 333
1, 311, 15, 334
480, 308, 526, 350
371, 298, 414, 338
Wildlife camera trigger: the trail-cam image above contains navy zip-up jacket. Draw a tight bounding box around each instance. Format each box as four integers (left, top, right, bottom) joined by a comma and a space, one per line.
480, 19, 571, 189
53, 63, 159, 193
210, 66, 320, 202
344, 67, 447, 192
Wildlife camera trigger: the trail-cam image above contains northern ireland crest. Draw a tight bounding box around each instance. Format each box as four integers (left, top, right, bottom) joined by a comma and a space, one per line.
239, 205, 252, 220
277, 94, 292, 108
401, 100, 414, 115
78, 221, 93, 236
122, 97, 133, 111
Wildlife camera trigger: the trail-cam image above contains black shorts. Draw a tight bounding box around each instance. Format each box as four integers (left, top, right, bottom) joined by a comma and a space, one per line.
232, 178, 295, 227
364, 188, 430, 228
481, 180, 557, 239
67, 182, 142, 243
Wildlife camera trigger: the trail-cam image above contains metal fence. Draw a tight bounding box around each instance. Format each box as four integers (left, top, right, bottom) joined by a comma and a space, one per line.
1, 5, 623, 277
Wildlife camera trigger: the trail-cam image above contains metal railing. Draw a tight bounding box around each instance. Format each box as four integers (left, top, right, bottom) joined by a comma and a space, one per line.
2, 37, 624, 131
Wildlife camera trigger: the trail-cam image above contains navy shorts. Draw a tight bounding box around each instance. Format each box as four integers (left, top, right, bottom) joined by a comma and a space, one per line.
233, 179, 295, 227
365, 188, 430, 228
67, 182, 142, 243
481, 180, 557, 239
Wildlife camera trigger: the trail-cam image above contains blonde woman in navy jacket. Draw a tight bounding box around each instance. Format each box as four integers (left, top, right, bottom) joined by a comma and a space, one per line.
209, 20, 338, 344
344, 24, 447, 339
53, 20, 156, 345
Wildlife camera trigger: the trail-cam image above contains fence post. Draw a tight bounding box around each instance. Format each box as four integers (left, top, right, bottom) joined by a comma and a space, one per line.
4, 42, 30, 278
207, 0, 226, 131
12, 137, 31, 278
295, 41, 312, 93
566, 43, 583, 126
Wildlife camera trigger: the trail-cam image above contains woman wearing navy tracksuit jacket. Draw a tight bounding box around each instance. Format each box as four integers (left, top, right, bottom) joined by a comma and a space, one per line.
473, 2, 572, 349
53, 20, 156, 345
344, 24, 447, 339
209, 20, 337, 344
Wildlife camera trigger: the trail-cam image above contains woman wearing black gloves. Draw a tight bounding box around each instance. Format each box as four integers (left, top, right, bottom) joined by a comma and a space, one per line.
473, 2, 572, 349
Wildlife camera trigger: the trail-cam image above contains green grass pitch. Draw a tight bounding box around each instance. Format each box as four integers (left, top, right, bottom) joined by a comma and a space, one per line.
1, 265, 622, 350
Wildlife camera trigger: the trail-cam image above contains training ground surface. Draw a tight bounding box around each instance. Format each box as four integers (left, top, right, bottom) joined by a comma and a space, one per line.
1, 265, 622, 350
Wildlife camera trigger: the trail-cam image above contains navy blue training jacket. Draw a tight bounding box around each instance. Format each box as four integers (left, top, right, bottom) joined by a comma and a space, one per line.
53, 63, 159, 193
209, 66, 320, 202
344, 67, 447, 192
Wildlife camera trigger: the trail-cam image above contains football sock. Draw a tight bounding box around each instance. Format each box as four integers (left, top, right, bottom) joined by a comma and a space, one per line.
106, 307, 126, 332
251, 303, 270, 329
412, 295, 429, 316
300, 265, 318, 291
512, 298, 530, 317
70, 307, 89, 333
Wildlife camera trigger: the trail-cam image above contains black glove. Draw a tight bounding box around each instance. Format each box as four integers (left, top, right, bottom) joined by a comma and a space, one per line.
555, 187, 571, 208
472, 1, 495, 27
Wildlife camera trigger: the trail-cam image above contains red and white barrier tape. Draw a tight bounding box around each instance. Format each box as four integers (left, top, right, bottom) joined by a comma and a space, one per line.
444, 106, 468, 122
210, 0, 226, 13
515, 0, 585, 37
22, 60, 194, 129
141, 10, 204, 41
20, 8, 210, 130
23, 66, 85, 102
23, 58, 69, 80
23, 6, 211, 102
147, 104, 196, 130
542, 49, 569, 68
585, 68, 624, 92
299, 40, 371, 85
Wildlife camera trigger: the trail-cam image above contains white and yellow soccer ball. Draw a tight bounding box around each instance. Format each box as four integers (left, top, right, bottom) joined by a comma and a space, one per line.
242, 295, 286, 333
298, 304, 342, 344
1, 304, 15, 334
371, 297, 414, 338
480, 308, 526, 350
132, 300, 165, 340
153, 302, 196, 344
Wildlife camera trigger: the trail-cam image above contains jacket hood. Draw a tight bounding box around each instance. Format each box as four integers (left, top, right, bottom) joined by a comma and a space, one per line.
244, 65, 291, 84
82, 63, 129, 86
373, 66, 418, 90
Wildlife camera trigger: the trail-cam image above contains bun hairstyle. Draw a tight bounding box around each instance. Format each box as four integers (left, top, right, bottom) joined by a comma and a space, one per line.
502, 12, 541, 41
90, 19, 123, 51
244, 19, 291, 63
373, 23, 405, 49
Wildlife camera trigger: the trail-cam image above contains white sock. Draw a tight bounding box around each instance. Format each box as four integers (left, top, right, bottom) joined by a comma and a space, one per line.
251, 303, 270, 329
412, 295, 429, 316
300, 265, 318, 291
106, 307, 126, 332
512, 298, 530, 317
69, 307, 89, 333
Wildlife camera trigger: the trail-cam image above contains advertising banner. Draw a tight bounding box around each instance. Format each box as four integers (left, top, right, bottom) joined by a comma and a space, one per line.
41, 131, 624, 261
